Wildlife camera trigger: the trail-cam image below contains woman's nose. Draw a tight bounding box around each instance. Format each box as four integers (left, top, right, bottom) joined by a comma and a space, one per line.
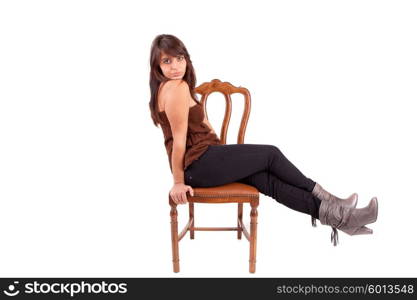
173, 59, 183, 67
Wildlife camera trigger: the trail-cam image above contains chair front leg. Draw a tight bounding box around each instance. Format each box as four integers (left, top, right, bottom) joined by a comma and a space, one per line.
249, 198, 259, 273
169, 197, 180, 273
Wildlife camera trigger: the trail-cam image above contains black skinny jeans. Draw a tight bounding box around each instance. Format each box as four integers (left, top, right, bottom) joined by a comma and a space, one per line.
184, 144, 321, 219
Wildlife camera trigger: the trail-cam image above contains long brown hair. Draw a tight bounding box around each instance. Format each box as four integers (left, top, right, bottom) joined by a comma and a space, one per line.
149, 34, 199, 127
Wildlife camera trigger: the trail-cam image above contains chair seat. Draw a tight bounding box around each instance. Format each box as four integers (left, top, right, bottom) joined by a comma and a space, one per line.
188, 182, 259, 203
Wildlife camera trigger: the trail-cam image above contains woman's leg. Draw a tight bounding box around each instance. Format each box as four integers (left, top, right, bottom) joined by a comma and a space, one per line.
184, 143, 316, 192
237, 171, 321, 219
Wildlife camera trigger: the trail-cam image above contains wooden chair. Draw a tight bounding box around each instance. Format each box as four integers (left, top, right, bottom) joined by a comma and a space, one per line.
169, 79, 260, 273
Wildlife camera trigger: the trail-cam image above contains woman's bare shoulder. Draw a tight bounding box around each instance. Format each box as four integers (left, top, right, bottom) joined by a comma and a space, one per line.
158, 80, 190, 111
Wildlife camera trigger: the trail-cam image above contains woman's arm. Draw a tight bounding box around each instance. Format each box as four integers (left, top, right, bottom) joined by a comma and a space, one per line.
162, 79, 190, 184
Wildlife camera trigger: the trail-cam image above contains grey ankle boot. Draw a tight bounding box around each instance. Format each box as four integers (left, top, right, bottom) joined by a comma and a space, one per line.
318, 196, 378, 246
310, 183, 358, 227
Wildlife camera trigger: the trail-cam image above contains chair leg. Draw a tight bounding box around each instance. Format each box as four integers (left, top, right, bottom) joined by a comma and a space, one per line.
189, 202, 195, 239
237, 203, 243, 239
249, 199, 259, 273
169, 198, 180, 273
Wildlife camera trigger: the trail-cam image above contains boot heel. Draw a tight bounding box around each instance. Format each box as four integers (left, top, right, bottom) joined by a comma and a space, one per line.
341, 225, 373, 236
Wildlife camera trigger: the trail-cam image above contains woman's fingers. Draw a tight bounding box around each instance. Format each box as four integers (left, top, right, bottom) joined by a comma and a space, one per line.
171, 193, 182, 204
171, 187, 194, 205
188, 186, 194, 197
170, 192, 179, 205
181, 191, 188, 204
176, 194, 182, 204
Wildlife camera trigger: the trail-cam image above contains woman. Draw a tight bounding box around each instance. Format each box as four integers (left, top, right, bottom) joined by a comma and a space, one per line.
149, 34, 378, 246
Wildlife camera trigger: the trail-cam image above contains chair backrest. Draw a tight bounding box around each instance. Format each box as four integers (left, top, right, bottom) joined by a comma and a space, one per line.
194, 79, 251, 145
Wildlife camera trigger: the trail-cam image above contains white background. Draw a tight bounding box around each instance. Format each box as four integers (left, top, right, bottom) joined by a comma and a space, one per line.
1, 0, 416, 277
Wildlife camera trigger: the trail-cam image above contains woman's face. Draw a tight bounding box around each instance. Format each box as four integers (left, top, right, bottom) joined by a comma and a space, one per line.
159, 52, 187, 80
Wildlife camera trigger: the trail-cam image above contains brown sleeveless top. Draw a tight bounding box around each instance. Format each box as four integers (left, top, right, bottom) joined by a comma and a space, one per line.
158, 102, 221, 172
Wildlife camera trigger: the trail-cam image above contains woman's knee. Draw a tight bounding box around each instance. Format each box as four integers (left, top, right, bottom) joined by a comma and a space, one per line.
264, 144, 282, 158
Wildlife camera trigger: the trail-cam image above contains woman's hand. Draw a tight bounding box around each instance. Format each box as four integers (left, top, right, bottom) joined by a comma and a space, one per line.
169, 183, 194, 205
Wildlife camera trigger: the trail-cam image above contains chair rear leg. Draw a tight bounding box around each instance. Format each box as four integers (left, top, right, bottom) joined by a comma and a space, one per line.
237, 203, 243, 239
189, 202, 195, 239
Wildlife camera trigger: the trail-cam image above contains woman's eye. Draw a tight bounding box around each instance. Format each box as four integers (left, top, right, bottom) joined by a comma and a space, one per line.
162, 56, 183, 64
